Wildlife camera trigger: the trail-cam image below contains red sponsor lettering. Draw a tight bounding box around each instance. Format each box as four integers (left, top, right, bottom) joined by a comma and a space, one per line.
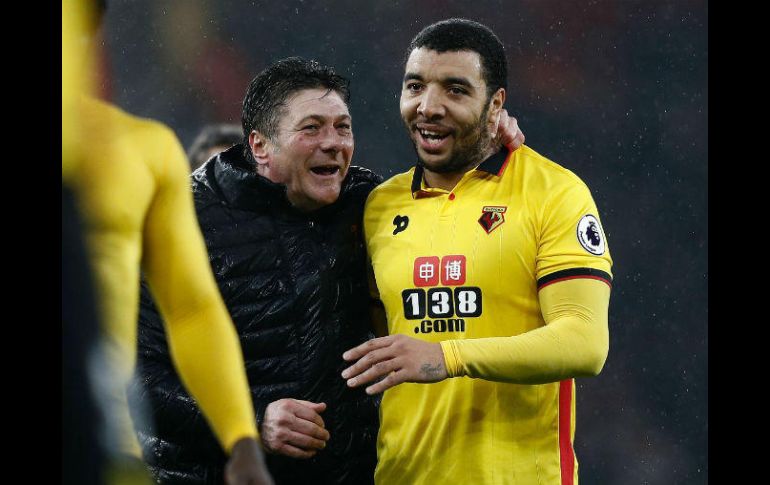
413, 257, 440, 287
440, 255, 466, 286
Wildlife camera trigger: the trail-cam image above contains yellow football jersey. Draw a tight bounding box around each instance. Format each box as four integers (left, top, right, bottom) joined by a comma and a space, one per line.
364, 145, 612, 485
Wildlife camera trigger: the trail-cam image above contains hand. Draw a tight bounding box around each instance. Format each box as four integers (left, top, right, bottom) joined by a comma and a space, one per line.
341, 334, 448, 394
225, 437, 275, 485
260, 399, 330, 459
491, 108, 525, 151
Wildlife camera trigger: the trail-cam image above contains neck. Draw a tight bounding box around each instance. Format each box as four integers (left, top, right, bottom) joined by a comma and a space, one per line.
422, 144, 499, 192
422, 170, 465, 192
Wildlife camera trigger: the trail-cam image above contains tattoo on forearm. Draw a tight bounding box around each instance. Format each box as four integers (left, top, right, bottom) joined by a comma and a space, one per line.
420, 363, 444, 380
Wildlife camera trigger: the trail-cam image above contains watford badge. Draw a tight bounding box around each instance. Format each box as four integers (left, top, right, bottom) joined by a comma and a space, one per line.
478, 206, 507, 234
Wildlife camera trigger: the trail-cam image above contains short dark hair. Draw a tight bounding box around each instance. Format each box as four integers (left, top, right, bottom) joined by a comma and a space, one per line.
187, 123, 242, 171
241, 57, 350, 160
405, 18, 507, 99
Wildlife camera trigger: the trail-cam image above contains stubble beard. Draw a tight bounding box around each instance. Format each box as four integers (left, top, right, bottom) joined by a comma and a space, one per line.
412, 105, 492, 175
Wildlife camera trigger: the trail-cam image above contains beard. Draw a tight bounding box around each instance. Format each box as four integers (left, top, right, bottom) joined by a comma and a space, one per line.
412, 104, 492, 174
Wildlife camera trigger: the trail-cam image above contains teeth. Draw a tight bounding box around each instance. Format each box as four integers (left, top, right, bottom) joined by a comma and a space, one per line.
419, 129, 447, 139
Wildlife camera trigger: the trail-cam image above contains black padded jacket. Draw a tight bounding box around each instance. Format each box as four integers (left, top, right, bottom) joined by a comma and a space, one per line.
129, 145, 382, 485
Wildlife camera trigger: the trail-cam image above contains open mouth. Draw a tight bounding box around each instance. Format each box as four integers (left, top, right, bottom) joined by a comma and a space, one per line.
416, 126, 452, 151
419, 129, 450, 142
310, 165, 340, 176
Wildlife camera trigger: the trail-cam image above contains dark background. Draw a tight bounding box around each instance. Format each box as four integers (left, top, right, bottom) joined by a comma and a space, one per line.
98, 1, 708, 483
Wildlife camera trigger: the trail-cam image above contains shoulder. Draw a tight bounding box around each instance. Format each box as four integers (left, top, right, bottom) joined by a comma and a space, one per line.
79, 97, 187, 182
362, 169, 414, 234
509, 146, 595, 209
512, 145, 588, 190
366, 169, 414, 202
346, 165, 384, 190
190, 159, 225, 212
340, 165, 384, 203
81, 97, 179, 147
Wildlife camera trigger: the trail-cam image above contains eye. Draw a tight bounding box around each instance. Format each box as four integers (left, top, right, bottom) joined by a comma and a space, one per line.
336, 123, 352, 133
448, 86, 468, 95
302, 124, 320, 131
406, 82, 424, 93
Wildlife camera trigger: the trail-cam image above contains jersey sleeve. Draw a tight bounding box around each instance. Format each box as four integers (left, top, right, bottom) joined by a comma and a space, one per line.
535, 178, 613, 289
440, 175, 613, 384
441, 277, 610, 383
140, 125, 258, 453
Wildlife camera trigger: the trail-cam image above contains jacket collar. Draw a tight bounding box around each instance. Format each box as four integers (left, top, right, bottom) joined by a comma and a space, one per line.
207, 144, 355, 216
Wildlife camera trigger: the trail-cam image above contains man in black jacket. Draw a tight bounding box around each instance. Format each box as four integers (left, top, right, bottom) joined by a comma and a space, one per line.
131, 57, 381, 485
131, 57, 524, 485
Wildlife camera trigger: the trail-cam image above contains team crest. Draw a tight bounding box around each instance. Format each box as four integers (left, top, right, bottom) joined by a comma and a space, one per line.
478, 206, 507, 234
577, 214, 606, 255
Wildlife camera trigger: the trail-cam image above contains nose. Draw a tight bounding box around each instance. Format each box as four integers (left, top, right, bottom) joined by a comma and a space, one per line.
319, 126, 351, 156
417, 86, 445, 120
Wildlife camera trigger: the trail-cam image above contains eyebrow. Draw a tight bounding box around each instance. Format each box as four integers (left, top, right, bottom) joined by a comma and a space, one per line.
403, 72, 424, 83
295, 114, 351, 125
403, 72, 475, 89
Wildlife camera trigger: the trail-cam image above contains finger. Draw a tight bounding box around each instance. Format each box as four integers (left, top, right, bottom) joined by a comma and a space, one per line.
289, 404, 327, 429
292, 400, 327, 413
365, 369, 406, 395
273, 442, 318, 459
508, 113, 518, 134
285, 430, 328, 451
341, 346, 395, 380
342, 336, 394, 361
507, 131, 525, 150
499, 115, 515, 142
289, 417, 331, 441
346, 358, 399, 388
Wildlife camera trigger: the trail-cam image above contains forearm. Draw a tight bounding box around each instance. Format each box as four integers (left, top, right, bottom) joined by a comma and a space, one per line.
163, 297, 258, 452
134, 299, 208, 433
441, 278, 610, 384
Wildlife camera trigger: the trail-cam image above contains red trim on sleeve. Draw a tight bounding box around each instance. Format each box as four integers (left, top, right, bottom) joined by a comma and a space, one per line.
559, 379, 575, 485
539, 274, 611, 290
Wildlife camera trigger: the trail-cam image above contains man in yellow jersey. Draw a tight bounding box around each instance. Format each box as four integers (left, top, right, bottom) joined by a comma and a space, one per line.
131, 56, 525, 485
342, 18, 612, 485
62, 2, 272, 484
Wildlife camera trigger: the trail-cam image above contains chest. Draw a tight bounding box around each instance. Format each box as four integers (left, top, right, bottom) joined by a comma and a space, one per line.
371, 190, 538, 294
367, 182, 545, 338
204, 202, 367, 293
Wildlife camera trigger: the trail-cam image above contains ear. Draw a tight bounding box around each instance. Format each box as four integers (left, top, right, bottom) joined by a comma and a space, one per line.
486, 88, 506, 121
248, 130, 271, 168
486, 87, 506, 136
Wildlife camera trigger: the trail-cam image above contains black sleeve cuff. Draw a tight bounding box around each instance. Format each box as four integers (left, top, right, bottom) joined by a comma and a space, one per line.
537, 268, 612, 290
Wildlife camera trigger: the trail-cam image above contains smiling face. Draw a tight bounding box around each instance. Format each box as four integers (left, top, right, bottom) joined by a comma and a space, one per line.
250, 88, 353, 212
400, 48, 504, 179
